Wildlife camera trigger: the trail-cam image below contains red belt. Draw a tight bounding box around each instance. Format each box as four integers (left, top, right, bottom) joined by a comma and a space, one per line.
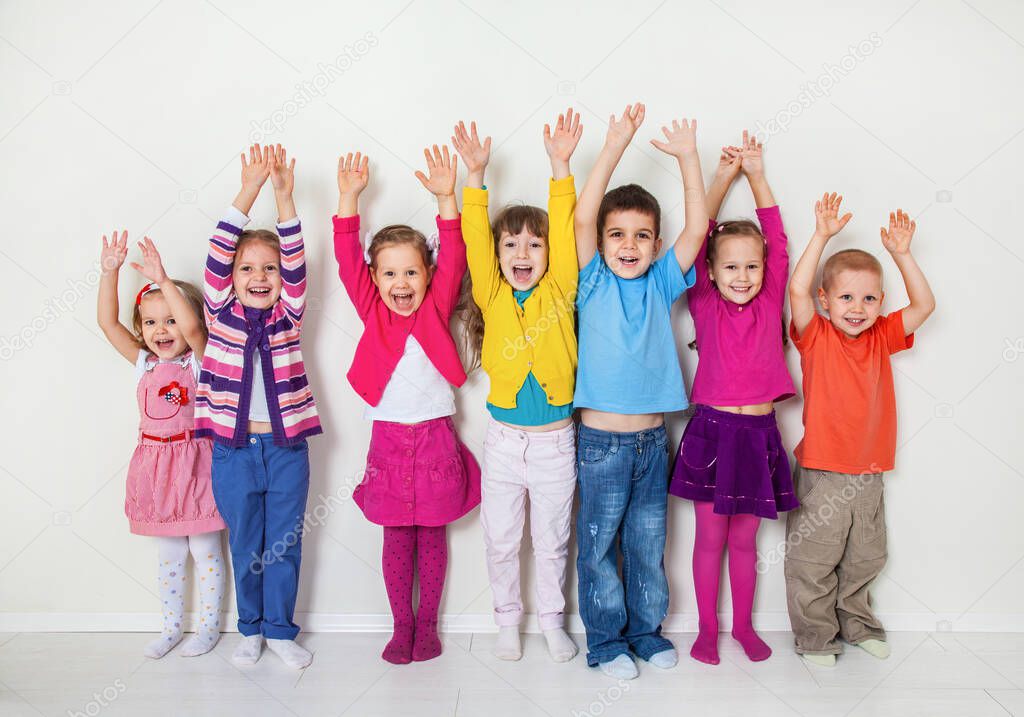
141, 430, 194, 443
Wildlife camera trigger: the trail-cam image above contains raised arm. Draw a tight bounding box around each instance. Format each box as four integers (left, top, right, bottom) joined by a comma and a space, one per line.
544, 107, 583, 293
129, 237, 207, 357
575, 103, 645, 269
705, 144, 742, 220
415, 144, 464, 314
789, 192, 852, 337
739, 130, 775, 209
453, 120, 501, 310
206, 146, 269, 322
96, 230, 139, 363
650, 117, 709, 271
880, 208, 935, 335
268, 144, 306, 325
333, 152, 376, 319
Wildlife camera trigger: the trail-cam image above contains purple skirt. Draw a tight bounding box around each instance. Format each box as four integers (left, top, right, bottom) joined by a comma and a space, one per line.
669, 405, 797, 519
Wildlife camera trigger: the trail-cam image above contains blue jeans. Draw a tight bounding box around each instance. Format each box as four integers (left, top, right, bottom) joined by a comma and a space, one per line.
211, 434, 310, 640
576, 424, 673, 666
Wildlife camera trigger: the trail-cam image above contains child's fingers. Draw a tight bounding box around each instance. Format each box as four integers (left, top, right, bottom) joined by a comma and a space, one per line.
413, 170, 429, 189
423, 148, 434, 169
442, 144, 451, 167
360, 154, 369, 173
470, 121, 479, 142
650, 139, 666, 152
742, 129, 749, 147
483, 136, 492, 153
636, 103, 645, 125
543, 124, 551, 141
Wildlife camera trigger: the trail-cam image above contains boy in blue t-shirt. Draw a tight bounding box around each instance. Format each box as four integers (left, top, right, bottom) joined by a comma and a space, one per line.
573, 104, 708, 679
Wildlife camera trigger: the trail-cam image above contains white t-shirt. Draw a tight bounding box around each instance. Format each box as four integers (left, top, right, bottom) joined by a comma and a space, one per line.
248, 350, 272, 423
363, 335, 455, 423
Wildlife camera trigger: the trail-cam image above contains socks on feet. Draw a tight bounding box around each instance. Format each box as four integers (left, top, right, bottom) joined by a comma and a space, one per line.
383, 624, 415, 665
493, 626, 522, 661
145, 537, 189, 659
267, 638, 313, 669
802, 653, 836, 667
599, 653, 638, 680
648, 648, 678, 669
690, 626, 720, 665
180, 531, 225, 658
732, 629, 772, 662
857, 638, 891, 659
382, 526, 417, 664
542, 628, 577, 663
232, 634, 263, 665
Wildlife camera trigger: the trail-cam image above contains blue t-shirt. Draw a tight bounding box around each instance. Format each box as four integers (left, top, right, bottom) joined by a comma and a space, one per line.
486, 289, 574, 426
574, 250, 696, 414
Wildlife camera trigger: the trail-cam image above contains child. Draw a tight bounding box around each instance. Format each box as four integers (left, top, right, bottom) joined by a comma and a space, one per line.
334, 146, 481, 664
668, 131, 798, 665
785, 195, 935, 666
196, 144, 322, 669
97, 231, 226, 659
452, 110, 582, 663
573, 104, 709, 679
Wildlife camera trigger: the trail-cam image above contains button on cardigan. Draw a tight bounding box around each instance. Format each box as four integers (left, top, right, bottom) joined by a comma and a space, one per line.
333, 214, 468, 406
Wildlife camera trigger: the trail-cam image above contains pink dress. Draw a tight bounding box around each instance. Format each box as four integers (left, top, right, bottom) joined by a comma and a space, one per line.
125, 351, 225, 536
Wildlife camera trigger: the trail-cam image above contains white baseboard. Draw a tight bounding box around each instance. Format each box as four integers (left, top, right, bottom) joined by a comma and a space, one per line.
1, 612, 1020, 633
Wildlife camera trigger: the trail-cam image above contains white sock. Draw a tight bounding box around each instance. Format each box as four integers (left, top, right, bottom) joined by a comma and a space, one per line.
232, 634, 263, 665
267, 638, 313, 669
180, 531, 225, 658
648, 648, 678, 669
542, 628, 577, 663
493, 626, 522, 661
802, 653, 837, 667
144, 537, 188, 659
599, 653, 638, 680
857, 639, 891, 659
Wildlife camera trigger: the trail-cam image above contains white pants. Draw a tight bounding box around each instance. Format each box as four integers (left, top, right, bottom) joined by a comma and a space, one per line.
480, 417, 577, 630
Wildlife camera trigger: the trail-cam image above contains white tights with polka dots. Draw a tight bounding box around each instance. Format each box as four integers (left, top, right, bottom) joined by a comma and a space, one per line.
143, 531, 226, 659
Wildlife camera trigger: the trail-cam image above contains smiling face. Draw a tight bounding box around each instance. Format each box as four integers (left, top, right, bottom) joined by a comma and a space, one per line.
819, 268, 885, 338
138, 293, 188, 359
232, 239, 282, 309
498, 229, 548, 291
372, 243, 433, 316
708, 234, 765, 305
600, 209, 662, 279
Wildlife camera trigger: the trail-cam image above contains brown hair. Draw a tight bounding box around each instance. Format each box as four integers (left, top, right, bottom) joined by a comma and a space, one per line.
598, 184, 660, 239
822, 249, 883, 290
367, 224, 432, 270
131, 280, 207, 346
706, 220, 765, 265
456, 204, 551, 372
236, 229, 281, 257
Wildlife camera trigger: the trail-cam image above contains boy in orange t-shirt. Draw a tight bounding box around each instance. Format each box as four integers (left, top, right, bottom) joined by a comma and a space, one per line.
784, 194, 935, 667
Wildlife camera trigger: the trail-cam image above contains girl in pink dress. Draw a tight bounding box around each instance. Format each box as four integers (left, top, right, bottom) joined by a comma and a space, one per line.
333, 147, 480, 664
97, 232, 226, 659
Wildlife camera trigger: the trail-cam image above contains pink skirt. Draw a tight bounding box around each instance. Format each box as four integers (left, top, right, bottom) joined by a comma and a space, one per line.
355, 416, 481, 527
125, 434, 226, 536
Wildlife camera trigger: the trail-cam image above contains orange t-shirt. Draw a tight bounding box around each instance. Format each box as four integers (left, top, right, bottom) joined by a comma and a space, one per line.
791, 310, 914, 474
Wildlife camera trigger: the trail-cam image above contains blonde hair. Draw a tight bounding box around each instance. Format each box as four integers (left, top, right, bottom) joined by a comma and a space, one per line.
131, 280, 207, 346
822, 249, 883, 290
236, 229, 281, 257
367, 225, 432, 270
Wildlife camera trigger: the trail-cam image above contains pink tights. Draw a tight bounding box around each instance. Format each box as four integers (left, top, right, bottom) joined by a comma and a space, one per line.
381, 525, 448, 664
690, 501, 772, 664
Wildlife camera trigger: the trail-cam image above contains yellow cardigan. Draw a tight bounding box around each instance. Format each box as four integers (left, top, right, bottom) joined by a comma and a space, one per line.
462, 176, 578, 410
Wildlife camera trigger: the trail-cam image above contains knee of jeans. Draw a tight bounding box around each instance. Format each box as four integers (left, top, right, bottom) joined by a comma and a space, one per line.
485, 536, 522, 560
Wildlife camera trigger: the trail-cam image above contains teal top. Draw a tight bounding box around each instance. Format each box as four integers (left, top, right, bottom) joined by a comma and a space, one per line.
486, 288, 574, 426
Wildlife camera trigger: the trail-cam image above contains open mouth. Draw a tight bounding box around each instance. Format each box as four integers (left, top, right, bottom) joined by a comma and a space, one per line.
248, 287, 271, 300
391, 291, 414, 311
730, 285, 752, 294
618, 256, 639, 267
155, 338, 175, 350
512, 264, 533, 284
844, 317, 866, 328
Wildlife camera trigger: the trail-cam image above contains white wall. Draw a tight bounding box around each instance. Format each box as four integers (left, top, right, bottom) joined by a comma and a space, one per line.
1, 0, 1022, 633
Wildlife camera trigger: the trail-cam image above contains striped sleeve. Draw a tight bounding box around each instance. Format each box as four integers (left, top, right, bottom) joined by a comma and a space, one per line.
277, 217, 307, 327
204, 206, 249, 324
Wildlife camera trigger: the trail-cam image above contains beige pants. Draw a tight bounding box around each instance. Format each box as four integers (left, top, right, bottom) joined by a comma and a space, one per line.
784, 465, 887, 655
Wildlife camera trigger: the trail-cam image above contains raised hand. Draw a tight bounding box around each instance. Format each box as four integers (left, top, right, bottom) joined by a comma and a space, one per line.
337, 152, 369, 196
650, 117, 698, 158
814, 192, 853, 238
716, 145, 742, 181
100, 230, 129, 274
414, 144, 458, 198
605, 103, 645, 150
269, 144, 296, 196
240, 144, 272, 192
544, 107, 583, 162
451, 121, 491, 184
739, 129, 764, 177
880, 208, 916, 255
129, 236, 168, 284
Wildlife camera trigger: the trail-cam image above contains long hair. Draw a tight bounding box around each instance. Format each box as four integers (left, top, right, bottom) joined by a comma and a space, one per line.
131, 280, 207, 347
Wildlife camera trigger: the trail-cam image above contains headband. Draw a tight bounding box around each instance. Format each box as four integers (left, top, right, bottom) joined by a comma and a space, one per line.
135, 282, 160, 305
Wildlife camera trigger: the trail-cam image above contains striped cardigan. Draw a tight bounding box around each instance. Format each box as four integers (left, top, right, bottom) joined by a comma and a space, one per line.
195, 206, 322, 447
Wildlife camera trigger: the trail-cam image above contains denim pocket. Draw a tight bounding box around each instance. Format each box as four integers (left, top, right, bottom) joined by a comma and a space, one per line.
212, 442, 232, 461
579, 442, 616, 465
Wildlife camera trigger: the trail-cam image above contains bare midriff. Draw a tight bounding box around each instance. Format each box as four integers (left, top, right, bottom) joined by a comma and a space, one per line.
498, 416, 573, 433
579, 408, 663, 433
709, 402, 774, 416
248, 420, 273, 434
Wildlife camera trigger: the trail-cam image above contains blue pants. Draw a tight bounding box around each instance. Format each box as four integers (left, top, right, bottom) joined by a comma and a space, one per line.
211, 434, 310, 640
576, 425, 673, 666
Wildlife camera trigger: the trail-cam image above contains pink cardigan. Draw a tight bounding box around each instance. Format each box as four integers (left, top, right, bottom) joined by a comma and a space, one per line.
333, 214, 468, 406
